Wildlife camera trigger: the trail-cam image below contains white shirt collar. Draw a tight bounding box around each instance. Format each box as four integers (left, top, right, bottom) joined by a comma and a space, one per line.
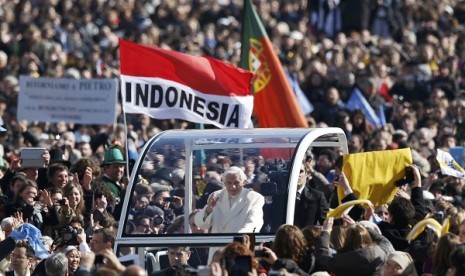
14, 270, 31, 276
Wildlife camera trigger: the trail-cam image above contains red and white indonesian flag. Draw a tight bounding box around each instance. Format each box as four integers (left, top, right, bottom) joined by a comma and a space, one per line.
119, 39, 254, 128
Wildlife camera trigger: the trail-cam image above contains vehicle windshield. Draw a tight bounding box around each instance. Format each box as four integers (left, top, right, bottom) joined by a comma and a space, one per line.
122, 131, 301, 237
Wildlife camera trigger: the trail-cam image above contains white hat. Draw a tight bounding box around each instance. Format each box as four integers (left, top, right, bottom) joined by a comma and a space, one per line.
387, 251, 416, 274
63, 246, 79, 256
393, 129, 408, 138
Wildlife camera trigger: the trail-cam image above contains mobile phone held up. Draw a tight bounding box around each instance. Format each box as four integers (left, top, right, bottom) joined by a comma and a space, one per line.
254, 249, 268, 258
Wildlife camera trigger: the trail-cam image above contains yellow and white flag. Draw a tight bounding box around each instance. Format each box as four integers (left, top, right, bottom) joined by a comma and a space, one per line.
436, 149, 465, 180
406, 218, 444, 242
327, 199, 372, 218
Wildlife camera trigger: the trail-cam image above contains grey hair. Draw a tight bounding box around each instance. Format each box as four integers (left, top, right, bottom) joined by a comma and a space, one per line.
45, 253, 68, 276
1, 217, 14, 230
41, 236, 54, 247
222, 166, 247, 182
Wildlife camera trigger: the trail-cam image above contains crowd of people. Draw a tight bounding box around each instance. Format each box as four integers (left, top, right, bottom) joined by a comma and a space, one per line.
0, 0, 463, 275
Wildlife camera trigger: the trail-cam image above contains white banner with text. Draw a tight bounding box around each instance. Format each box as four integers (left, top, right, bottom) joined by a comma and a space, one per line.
18, 76, 118, 125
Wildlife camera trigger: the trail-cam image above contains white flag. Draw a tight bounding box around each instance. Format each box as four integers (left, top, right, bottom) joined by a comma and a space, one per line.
436, 149, 465, 180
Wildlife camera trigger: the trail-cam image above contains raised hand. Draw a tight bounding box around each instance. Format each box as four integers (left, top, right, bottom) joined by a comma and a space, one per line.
13, 212, 24, 228
82, 167, 93, 191
10, 158, 21, 171
410, 165, 421, 188
323, 217, 334, 233
42, 150, 50, 167
206, 195, 219, 215
40, 189, 53, 208
342, 214, 356, 227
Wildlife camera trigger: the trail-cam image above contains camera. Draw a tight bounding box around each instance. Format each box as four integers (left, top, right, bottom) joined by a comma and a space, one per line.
152, 216, 164, 226
263, 241, 273, 248
395, 167, 415, 187
254, 249, 268, 258
60, 225, 81, 245
164, 197, 176, 203
58, 199, 66, 206
260, 182, 277, 197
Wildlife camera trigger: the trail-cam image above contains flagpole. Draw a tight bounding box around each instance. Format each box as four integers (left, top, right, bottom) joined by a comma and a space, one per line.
122, 103, 131, 178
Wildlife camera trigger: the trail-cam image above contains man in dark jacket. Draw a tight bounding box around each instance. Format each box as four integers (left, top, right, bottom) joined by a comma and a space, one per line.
294, 163, 329, 228
377, 165, 426, 252
6, 241, 35, 276
151, 246, 193, 276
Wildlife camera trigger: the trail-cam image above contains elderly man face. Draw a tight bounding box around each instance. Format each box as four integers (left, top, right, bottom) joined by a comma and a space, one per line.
224, 172, 246, 197
1, 220, 13, 237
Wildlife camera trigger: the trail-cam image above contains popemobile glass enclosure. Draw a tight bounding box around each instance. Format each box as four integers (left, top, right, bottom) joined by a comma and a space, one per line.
115, 128, 348, 270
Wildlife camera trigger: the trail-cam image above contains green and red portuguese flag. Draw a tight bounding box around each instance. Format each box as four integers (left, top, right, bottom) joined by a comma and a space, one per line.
240, 0, 308, 128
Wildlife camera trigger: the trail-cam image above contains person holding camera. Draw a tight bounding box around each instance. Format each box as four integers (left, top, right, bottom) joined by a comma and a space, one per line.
136, 205, 165, 234
259, 179, 287, 234
367, 164, 427, 252
259, 225, 314, 275
55, 183, 91, 233
152, 189, 179, 229
5, 179, 59, 231
217, 241, 261, 276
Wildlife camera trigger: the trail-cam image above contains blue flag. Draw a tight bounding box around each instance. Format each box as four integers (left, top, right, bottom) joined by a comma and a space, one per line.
285, 69, 314, 115
10, 223, 49, 259
346, 88, 381, 127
